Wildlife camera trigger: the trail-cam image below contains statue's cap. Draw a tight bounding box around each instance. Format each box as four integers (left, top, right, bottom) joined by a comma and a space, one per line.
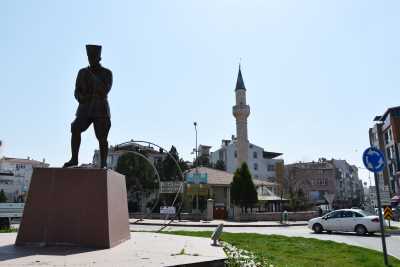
86, 44, 102, 57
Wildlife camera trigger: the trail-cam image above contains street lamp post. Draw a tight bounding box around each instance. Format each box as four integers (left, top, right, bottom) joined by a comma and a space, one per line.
193, 122, 199, 214
194, 122, 198, 165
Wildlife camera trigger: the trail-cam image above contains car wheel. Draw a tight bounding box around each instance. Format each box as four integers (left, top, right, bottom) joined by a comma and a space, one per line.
327, 230, 332, 234
313, 223, 323, 234
355, 225, 367, 235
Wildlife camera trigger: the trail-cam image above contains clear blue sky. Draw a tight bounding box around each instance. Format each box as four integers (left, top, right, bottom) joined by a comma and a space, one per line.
1, 1, 398, 184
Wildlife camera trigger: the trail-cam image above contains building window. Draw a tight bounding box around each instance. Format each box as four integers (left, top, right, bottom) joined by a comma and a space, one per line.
267, 164, 275, 171
253, 151, 257, 159
385, 129, 392, 144
254, 163, 258, 171
389, 163, 395, 176
234, 151, 237, 158
16, 164, 26, 170
387, 147, 393, 160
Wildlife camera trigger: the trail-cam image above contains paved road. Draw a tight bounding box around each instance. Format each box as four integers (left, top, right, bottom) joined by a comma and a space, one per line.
131, 224, 400, 260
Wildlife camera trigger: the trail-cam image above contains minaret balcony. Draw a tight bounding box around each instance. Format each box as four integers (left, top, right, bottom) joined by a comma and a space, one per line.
233, 105, 250, 118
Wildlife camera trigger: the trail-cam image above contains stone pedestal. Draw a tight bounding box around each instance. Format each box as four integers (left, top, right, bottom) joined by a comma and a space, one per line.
16, 168, 130, 249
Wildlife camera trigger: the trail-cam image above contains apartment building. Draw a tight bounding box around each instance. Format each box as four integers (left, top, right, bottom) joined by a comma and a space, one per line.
284, 159, 364, 208
0, 157, 49, 201
93, 141, 168, 169
370, 106, 400, 196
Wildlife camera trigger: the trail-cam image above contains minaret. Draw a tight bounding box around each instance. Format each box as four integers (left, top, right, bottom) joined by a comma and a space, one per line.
232, 65, 250, 167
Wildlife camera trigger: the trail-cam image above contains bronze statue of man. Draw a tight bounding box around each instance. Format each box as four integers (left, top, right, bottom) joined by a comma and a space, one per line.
63, 45, 113, 168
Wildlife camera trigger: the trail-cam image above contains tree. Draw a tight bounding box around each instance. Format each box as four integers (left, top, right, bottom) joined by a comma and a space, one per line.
240, 163, 258, 211
158, 146, 188, 181
116, 151, 160, 213
116, 152, 157, 193
282, 166, 311, 211
159, 146, 179, 181
214, 160, 226, 171
0, 190, 7, 203
230, 162, 258, 212
230, 169, 242, 206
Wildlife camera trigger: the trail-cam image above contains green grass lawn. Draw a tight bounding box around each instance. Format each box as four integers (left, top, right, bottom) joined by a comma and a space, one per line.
0, 227, 17, 233
386, 225, 400, 231
167, 231, 400, 267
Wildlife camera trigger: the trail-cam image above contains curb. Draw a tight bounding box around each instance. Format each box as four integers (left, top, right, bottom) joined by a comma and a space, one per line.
130, 222, 308, 228
386, 230, 400, 236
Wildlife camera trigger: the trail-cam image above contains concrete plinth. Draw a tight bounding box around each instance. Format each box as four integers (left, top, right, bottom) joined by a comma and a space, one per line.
15, 168, 130, 249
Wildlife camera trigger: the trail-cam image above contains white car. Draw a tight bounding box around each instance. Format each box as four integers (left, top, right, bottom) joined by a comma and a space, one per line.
308, 209, 386, 235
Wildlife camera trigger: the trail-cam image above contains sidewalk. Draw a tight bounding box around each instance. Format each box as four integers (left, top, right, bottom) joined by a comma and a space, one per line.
130, 218, 308, 227
0, 232, 226, 267
388, 220, 400, 227
386, 220, 400, 235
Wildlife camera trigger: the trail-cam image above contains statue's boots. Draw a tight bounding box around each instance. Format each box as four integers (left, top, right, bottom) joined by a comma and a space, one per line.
63, 131, 80, 168
99, 140, 108, 169
63, 159, 78, 168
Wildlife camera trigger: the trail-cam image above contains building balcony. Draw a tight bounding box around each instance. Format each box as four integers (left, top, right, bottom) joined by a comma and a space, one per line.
232, 105, 250, 118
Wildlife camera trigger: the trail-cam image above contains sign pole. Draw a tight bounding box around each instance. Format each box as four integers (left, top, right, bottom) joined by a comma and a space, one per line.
374, 174, 389, 266
363, 147, 389, 266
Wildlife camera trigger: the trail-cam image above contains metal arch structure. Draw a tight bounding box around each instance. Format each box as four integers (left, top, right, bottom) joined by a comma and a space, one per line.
115, 140, 186, 181
117, 150, 162, 223
114, 140, 186, 225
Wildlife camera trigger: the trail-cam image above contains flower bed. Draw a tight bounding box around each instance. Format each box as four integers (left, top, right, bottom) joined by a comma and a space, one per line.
222, 241, 272, 267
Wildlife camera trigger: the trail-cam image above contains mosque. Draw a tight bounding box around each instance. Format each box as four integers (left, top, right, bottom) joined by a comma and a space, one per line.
209, 66, 284, 181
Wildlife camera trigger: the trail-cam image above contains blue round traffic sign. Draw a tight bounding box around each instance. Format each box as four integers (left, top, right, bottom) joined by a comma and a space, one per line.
362, 147, 385, 173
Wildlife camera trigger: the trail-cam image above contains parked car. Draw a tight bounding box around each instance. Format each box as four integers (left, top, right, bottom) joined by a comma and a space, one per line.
308, 209, 386, 235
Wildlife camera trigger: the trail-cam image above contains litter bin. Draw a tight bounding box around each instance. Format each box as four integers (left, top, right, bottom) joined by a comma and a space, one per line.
282, 210, 288, 224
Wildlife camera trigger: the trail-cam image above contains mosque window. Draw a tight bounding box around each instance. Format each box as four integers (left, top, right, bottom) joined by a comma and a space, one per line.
253, 151, 257, 158
234, 151, 237, 158
254, 163, 258, 170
